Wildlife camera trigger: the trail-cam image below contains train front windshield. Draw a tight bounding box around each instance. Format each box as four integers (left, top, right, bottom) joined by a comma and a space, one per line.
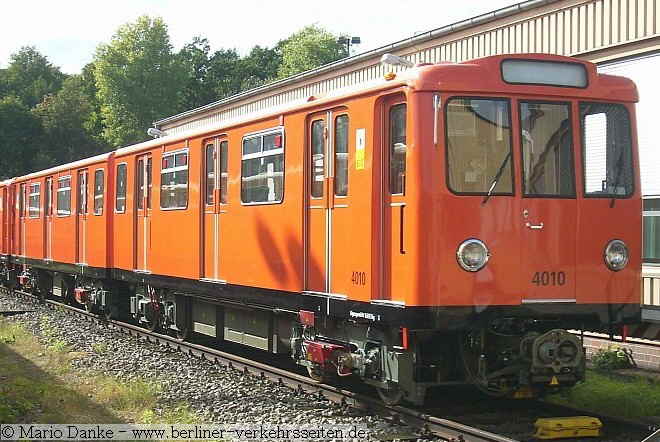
445, 98, 634, 199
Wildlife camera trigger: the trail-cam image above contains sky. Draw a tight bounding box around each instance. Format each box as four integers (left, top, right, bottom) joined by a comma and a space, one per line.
1, 0, 518, 74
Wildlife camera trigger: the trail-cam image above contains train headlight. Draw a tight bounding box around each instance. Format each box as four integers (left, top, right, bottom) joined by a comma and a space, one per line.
604, 239, 629, 271
456, 239, 490, 272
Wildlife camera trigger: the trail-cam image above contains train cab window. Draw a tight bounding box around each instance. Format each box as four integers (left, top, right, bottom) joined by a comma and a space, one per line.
160, 151, 188, 210
446, 98, 512, 194
241, 129, 284, 204
520, 101, 575, 197
580, 102, 633, 198
334, 115, 349, 197
57, 176, 71, 216
116, 164, 127, 213
28, 183, 40, 218
94, 169, 104, 215
311, 120, 325, 198
389, 104, 406, 195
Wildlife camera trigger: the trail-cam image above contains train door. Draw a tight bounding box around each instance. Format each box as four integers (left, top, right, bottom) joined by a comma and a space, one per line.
201, 137, 228, 282
135, 155, 152, 272
0, 186, 6, 254
18, 184, 26, 256
76, 170, 88, 264
379, 97, 408, 301
305, 108, 352, 295
518, 100, 576, 302
44, 177, 53, 260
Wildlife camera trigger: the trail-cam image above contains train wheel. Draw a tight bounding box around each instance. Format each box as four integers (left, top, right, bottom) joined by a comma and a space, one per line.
144, 302, 160, 332
377, 384, 404, 406
306, 365, 329, 383
175, 326, 189, 341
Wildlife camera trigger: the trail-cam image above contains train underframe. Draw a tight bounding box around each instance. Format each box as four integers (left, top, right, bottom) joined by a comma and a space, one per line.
1, 259, 589, 405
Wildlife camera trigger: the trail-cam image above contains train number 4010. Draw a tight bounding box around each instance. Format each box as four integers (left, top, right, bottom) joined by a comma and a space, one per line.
531, 271, 566, 286
351, 271, 367, 286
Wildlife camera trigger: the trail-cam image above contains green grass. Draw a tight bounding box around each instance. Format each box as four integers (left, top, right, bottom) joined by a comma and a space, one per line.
547, 369, 660, 419
0, 318, 202, 425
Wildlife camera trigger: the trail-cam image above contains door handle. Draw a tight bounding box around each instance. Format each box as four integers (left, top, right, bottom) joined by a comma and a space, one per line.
525, 222, 544, 230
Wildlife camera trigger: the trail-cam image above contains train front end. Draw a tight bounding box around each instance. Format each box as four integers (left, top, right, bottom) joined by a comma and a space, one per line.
411, 54, 641, 399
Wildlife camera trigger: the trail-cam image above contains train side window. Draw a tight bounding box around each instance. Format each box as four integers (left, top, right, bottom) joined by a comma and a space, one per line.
205, 143, 215, 205
241, 129, 284, 204
160, 150, 188, 210
28, 183, 40, 218
580, 102, 633, 198
57, 176, 71, 216
311, 120, 325, 198
116, 164, 127, 213
520, 101, 574, 197
389, 104, 407, 195
94, 169, 104, 215
446, 98, 513, 195
334, 114, 349, 197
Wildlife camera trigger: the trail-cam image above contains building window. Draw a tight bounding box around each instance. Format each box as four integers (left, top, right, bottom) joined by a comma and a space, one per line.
241, 129, 284, 204
160, 150, 188, 209
116, 164, 127, 213
94, 170, 104, 215
28, 183, 40, 218
334, 115, 349, 197
446, 98, 513, 195
520, 101, 574, 197
581, 102, 634, 198
390, 104, 407, 195
57, 176, 71, 216
644, 198, 660, 263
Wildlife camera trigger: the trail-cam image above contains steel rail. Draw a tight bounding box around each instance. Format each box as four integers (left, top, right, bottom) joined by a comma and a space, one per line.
1, 286, 519, 442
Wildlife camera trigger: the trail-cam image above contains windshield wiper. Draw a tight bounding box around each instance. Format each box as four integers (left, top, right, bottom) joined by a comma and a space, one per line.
482, 152, 512, 206
609, 147, 626, 208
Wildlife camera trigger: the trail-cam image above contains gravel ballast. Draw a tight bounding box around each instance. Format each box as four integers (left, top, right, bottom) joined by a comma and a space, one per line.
0, 292, 417, 440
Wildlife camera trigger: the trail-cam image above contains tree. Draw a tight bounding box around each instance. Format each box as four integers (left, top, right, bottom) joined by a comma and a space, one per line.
0, 96, 43, 178
238, 45, 281, 90
94, 16, 186, 146
33, 75, 109, 170
276, 25, 347, 79
2, 46, 66, 108
178, 37, 216, 110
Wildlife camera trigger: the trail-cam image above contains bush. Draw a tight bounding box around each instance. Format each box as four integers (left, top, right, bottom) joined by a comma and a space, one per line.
591, 345, 635, 371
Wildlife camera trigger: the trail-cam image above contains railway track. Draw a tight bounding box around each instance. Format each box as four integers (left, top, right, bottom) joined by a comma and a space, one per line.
2, 288, 655, 441
1, 287, 517, 442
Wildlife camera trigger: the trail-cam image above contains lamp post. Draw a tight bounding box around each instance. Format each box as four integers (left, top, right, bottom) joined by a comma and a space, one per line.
337, 36, 361, 56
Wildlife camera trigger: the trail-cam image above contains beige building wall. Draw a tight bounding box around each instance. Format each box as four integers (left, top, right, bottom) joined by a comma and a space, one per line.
157, 0, 660, 135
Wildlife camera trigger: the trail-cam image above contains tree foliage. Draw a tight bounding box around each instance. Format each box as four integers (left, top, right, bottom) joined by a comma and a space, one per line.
0, 96, 43, 179
0, 20, 348, 178
276, 25, 348, 79
1, 46, 66, 108
94, 16, 185, 147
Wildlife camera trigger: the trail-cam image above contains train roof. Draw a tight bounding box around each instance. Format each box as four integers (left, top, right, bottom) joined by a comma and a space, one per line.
13, 152, 113, 182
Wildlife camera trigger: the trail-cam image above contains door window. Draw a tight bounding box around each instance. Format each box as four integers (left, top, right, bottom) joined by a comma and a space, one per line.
311, 120, 325, 198
334, 115, 349, 197
389, 104, 407, 195
520, 101, 575, 197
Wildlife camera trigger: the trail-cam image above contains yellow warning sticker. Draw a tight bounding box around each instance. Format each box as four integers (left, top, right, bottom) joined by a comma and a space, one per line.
355, 128, 366, 170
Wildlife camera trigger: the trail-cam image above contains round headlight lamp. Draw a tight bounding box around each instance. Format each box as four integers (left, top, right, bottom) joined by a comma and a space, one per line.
456, 239, 490, 272
604, 239, 629, 271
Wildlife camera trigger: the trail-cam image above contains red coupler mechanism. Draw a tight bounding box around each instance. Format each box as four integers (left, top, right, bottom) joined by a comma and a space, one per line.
17, 274, 29, 286
74, 288, 89, 304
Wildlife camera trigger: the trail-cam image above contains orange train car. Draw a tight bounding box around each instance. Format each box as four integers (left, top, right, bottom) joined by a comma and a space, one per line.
0, 53, 641, 405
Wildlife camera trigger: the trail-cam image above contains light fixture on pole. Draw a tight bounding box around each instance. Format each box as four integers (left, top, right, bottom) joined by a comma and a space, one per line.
337, 36, 361, 55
